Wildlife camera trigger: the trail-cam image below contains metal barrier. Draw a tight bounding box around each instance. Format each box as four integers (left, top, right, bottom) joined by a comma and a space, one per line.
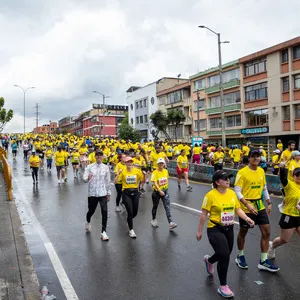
167, 160, 281, 195
0, 146, 13, 200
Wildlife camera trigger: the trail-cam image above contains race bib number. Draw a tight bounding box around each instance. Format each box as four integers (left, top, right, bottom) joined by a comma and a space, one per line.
221, 211, 234, 226
159, 177, 167, 186
181, 162, 187, 168
296, 199, 300, 211
126, 175, 137, 184
73, 157, 79, 161
218, 159, 223, 164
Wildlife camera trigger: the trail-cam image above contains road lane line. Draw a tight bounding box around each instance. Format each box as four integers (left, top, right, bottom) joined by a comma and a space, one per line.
13, 177, 79, 300
171, 202, 240, 225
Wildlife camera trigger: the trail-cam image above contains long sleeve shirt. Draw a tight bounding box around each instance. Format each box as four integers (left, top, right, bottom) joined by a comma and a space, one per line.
83, 162, 111, 197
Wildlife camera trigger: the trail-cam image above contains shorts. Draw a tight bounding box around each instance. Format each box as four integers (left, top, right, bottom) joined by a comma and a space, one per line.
56, 165, 65, 172
176, 166, 188, 176
239, 209, 269, 228
279, 214, 300, 229
12, 150, 17, 154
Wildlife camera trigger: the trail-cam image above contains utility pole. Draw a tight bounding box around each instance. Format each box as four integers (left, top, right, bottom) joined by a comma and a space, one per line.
197, 89, 200, 137
34, 103, 40, 130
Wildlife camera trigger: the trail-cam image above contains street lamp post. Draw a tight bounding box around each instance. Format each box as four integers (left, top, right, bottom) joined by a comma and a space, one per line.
14, 85, 35, 135
198, 25, 229, 147
93, 91, 110, 137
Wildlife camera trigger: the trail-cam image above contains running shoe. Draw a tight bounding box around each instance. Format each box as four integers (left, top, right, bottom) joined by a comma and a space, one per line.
235, 255, 248, 269
64, 177, 67, 182
178, 185, 181, 190
115, 206, 121, 212
85, 222, 91, 232
101, 231, 109, 241
186, 186, 193, 191
217, 285, 234, 298
151, 219, 159, 228
140, 188, 145, 194
58, 180, 61, 184
169, 222, 177, 230
258, 259, 280, 272
129, 229, 137, 238
204, 255, 214, 275
267, 241, 275, 259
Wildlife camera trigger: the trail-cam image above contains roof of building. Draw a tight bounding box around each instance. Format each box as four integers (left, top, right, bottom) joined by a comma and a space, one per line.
239, 36, 300, 63
189, 60, 239, 80
156, 81, 191, 97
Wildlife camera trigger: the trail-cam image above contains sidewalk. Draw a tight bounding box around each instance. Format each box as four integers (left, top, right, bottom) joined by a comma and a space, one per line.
0, 173, 41, 300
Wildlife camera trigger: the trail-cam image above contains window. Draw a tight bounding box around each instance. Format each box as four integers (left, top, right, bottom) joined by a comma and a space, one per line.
167, 90, 182, 104
245, 109, 268, 126
140, 100, 143, 108
281, 49, 288, 63
208, 91, 241, 108
136, 116, 139, 124
144, 99, 147, 107
144, 115, 148, 123
295, 104, 300, 119
130, 118, 133, 124
194, 99, 205, 111
209, 117, 222, 129
283, 106, 290, 120
168, 125, 183, 138
194, 119, 206, 131
293, 45, 300, 60
294, 74, 300, 89
151, 97, 155, 105
135, 102, 139, 109
225, 115, 241, 127
209, 95, 220, 108
244, 58, 267, 76
208, 68, 240, 87
208, 74, 220, 87
91, 116, 98, 123
245, 82, 268, 101
282, 77, 290, 92
130, 104, 133, 110
194, 79, 206, 90
140, 115, 143, 123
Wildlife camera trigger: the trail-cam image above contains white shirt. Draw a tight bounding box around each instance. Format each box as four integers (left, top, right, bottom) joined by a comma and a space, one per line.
83, 162, 111, 197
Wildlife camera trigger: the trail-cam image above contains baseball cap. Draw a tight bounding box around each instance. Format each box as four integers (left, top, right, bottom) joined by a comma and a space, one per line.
32, 149, 36, 153
124, 156, 133, 162
95, 150, 103, 156
273, 149, 281, 154
293, 167, 300, 176
249, 148, 261, 157
157, 158, 165, 164
212, 170, 233, 183
292, 150, 300, 157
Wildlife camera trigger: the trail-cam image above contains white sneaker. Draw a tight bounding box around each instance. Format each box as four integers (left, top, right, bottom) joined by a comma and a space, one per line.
267, 241, 275, 259
115, 206, 121, 212
101, 231, 109, 241
85, 222, 91, 232
151, 219, 159, 228
129, 229, 137, 238
169, 222, 177, 230
58, 179, 61, 184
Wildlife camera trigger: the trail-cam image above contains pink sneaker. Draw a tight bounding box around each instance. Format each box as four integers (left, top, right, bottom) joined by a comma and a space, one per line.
204, 255, 214, 275
217, 285, 234, 298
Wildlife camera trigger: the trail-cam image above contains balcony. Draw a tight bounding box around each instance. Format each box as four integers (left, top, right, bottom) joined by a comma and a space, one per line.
184, 117, 192, 125
183, 97, 192, 107
205, 103, 241, 115
205, 79, 240, 94
206, 128, 242, 136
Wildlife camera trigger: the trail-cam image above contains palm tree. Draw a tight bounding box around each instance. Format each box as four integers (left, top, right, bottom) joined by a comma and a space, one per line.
167, 109, 186, 141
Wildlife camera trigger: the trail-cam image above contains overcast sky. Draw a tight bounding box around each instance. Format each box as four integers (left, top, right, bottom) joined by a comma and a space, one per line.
1, 0, 299, 133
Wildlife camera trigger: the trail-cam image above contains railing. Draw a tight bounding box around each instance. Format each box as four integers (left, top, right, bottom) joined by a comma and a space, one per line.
0, 146, 13, 200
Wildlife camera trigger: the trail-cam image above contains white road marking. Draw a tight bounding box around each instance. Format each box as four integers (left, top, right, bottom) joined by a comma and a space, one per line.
171, 202, 240, 225
13, 177, 79, 300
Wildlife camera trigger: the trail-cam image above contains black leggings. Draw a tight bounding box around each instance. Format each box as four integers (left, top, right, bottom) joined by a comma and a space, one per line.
86, 196, 108, 232
115, 184, 122, 206
122, 189, 140, 230
30, 167, 38, 182
207, 226, 234, 286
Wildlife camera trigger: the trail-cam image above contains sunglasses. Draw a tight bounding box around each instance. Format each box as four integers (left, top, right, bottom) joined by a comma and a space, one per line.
293, 172, 300, 177
219, 176, 230, 181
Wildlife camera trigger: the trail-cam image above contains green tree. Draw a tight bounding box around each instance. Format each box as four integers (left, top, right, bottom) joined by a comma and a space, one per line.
167, 109, 186, 141
118, 112, 141, 142
150, 110, 170, 141
0, 97, 13, 133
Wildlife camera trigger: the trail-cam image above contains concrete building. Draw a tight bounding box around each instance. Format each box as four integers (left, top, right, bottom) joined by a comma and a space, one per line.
126, 77, 188, 141
33, 122, 58, 134
58, 116, 78, 134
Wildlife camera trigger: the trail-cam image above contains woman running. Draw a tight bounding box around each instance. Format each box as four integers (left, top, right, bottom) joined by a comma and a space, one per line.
29, 149, 40, 185
45, 146, 53, 173
196, 170, 254, 299
114, 153, 126, 212
192, 143, 201, 164
71, 148, 80, 178
114, 156, 144, 238
176, 149, 192, 191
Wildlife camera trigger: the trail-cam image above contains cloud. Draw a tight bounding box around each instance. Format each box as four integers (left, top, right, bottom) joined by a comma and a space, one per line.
1, 0, 300, 132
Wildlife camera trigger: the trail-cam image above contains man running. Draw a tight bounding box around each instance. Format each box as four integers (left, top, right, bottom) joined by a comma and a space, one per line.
83, 151, 111, 241
234, 148, 279, 272
54, 146, 66, 184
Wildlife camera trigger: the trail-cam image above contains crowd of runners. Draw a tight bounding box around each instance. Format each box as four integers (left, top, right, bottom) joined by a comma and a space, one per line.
1, 133, 299, 299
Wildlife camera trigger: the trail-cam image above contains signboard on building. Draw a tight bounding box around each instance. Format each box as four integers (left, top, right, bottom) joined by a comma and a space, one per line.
192, 136, 204, 146
241, 127, 269, 135
93, 104, 128, 111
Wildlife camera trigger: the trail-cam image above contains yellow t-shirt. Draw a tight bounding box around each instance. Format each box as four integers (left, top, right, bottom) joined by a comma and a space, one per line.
177, 155, 188, 169
202, 189, 240, 228
151, 169, 169, 191
193, 147, 201, 155
166, 146, 173, 157
45, 149, 53, 159
133, 157, 146, 169
288, 160, 300, 182
79, 147, 88, 155
280, 149, 293, 167
232, 149, 242, 163
71, 152, 80, 163
234, 166, 266, 212
213, 152, 225, 164
119, 168, 143, 190
29, 155, 40, 167
88, 152, 96, 164
229, 149, 234, 159
114, 162, 127, 184
242, 146, 250, 156
184, 145, 191, 156
151, 152, 167, 170
110, 154, 119, 165
277, 143, 283, 152
272, 154, 280, 169
283, 180, 300, 217
54, 151, 65, 166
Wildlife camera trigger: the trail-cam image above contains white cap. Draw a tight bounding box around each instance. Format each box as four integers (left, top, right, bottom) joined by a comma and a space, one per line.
157, 158, 165, 164
259, 146, 263, 149
273, 149, 281, 154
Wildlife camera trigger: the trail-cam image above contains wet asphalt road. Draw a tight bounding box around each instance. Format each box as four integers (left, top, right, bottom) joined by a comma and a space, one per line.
9, 152, 300, 300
